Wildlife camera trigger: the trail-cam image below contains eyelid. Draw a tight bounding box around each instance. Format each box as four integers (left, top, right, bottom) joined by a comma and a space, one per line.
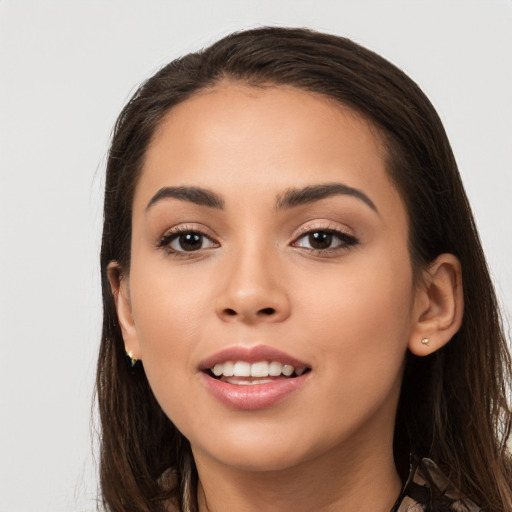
157, 223, 220, 254
292, 220, 355, 240
290, 221, 358, 253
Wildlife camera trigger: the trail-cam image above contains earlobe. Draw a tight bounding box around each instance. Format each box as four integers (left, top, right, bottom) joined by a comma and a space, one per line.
107, 262, 142, 360
408, 254, 464, 357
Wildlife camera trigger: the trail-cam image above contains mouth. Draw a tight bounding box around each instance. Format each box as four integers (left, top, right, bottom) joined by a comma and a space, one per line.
206, 360, 311, 385
198, 346, 312, 410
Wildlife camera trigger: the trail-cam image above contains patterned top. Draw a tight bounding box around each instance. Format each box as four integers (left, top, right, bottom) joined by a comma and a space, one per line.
393, 458, 483, 511
159, 457, 483, 511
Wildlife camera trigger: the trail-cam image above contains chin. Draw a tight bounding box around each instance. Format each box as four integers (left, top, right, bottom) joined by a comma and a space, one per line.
188, 419, 338, 474
193, 441, 311, 473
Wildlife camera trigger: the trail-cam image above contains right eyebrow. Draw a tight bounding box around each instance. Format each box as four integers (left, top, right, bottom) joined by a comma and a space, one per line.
145, 186, 225, 212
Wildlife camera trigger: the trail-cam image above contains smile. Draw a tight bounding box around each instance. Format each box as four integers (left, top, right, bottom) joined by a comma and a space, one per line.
199, 346, 312, 410
210, 361, 308, 382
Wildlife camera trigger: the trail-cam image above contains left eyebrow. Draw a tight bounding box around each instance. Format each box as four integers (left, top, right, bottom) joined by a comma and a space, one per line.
275, 183, 379, 214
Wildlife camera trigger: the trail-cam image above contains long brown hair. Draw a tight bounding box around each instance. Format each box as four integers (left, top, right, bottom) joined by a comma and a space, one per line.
97, 27, 512, 511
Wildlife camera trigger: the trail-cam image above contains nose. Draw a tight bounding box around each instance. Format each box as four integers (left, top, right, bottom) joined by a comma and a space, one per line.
215, 247, 291, 324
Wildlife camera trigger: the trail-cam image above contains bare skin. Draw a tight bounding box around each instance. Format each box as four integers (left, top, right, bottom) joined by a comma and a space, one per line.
110, 83, 463, 511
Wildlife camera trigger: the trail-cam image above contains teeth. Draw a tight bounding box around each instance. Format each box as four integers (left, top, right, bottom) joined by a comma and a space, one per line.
210, 360, 308, 378
250, 361, 269, 377
229, 378, 274, 385
269, 361, 282, 376
212, 364, 223, 377
233, 361, 251, 377
223, 361, 234, 376
282, 364, 294, 376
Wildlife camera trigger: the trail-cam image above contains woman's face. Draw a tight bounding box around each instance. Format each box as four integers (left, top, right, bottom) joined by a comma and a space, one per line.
118, 83, 422, 472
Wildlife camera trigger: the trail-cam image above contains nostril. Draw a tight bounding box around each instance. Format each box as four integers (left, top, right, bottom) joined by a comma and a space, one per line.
224, 308, 237, 316
259, 307, 276, 316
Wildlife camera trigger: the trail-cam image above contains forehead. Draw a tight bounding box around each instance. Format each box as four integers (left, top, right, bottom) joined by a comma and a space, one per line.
135, 83, 402, 219
151, 82, 387, 161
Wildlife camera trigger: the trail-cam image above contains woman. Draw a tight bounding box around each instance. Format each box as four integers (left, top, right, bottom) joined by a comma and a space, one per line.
96, 27, 512, 511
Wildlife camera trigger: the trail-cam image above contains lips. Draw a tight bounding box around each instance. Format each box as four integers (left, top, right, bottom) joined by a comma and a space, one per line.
198, 345, 311, 410
199, 345, 310, 371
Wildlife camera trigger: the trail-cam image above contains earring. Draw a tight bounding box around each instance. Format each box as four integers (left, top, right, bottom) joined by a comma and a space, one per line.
126, 349, 138, 366
421, 338, 430, 346
125, 349, 142, 371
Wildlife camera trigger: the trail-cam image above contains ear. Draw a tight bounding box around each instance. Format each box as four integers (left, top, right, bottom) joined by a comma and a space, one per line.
408, 254, 464, 356
107, 261, 142, 360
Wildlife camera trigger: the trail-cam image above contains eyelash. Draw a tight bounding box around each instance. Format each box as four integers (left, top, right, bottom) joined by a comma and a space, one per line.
291, 225, 358, 255
157, 225, 219, 257
157, 225, 358, 257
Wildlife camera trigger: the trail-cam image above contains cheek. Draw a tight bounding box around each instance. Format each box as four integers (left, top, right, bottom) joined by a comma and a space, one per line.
127, 262, 214, 409
130, 251, 212, 343
295, 252, 414, 398
132, 286, 203, 352
307, 270, 413, 349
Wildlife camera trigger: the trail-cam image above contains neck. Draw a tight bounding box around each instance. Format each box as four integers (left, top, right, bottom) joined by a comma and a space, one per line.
194, 434, 402, 512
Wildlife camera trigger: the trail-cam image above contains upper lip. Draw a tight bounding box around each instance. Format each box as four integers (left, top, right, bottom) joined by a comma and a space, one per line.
199, 345, 311, 371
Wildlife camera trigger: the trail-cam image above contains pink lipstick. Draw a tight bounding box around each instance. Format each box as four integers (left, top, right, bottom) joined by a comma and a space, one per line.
198, 345, 311, 410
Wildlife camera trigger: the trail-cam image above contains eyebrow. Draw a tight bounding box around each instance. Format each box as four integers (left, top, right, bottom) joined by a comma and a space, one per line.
146, 186, 225, 211
145, 182, 378, 215
275, 183, 378, 213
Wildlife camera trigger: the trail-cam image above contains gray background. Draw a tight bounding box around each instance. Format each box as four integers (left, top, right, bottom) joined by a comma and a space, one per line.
1, 1, 511, 510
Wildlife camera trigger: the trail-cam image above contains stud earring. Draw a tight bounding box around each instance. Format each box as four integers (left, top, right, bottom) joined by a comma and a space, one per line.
126, 349, 138, 366
125, 349, 142, 371
421, 338, 430, 346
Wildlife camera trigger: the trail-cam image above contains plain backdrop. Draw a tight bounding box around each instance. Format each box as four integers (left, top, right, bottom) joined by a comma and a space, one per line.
0, 1, 511, 511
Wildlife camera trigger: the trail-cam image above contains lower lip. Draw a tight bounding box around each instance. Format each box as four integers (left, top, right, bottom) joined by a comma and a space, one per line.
199, 372, 310, 410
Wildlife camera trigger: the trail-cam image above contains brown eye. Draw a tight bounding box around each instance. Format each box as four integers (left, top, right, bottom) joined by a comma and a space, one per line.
175, 233, 203, 251
161, 231, 218, 252
293, 229, 358, 252
308, 231, 333, 250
